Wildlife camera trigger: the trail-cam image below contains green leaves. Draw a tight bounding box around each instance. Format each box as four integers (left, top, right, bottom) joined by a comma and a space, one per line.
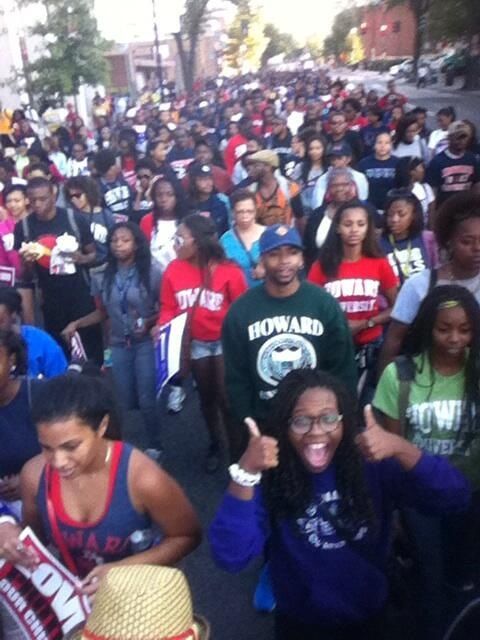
21, 0, 110, 101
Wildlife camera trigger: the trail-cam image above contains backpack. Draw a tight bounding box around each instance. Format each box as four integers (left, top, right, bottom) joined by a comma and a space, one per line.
394, 355, 416, 436
22, 208, 89, 286
22, 208, 81, 245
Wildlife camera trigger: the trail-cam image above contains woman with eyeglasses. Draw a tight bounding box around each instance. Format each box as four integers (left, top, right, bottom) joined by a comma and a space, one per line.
304, 168, 358, 269
380, 190, 438, 286
210, 368, 470, 640
65, 175, 115, 270
158, 214, 247, 472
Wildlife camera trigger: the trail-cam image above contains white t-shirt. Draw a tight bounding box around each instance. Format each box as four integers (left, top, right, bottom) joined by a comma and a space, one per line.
393, 136, 428, 163
315, 215, 333, 249
392, 269, 480, 325
412, 182, 435, 223
150, 219, 177, 272
428, 129, 449, 157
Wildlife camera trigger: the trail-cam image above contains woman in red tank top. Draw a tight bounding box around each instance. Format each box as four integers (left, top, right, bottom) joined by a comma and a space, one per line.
0, 373, 201, 599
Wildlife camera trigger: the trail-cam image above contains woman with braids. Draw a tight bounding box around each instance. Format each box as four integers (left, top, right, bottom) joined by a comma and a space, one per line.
210, 368, 470, 639
380, 191, 480, 373
380, 189, 438, 286
374, 285, 480, 639
158, 214, 246, 472
61, 222, 163, 458
393, 156, 435, 226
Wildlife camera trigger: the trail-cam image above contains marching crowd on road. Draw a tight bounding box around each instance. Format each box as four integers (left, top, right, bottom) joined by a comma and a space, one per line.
0, 68, 479, 639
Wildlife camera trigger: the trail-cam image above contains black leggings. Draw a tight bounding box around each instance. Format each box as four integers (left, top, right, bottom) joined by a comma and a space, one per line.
191, 354, 231, 452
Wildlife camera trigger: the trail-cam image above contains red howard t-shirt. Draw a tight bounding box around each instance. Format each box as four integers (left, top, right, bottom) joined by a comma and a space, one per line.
158, 259, 247, 341
307, 257, 398, 345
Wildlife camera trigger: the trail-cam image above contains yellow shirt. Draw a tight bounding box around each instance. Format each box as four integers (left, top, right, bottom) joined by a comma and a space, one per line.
0, 110, 13, 135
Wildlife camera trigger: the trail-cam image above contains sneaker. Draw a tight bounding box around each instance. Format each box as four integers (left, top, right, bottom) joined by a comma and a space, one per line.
144, 448, 164, 465
253, 564, 276, 613
167, 386, 186, 413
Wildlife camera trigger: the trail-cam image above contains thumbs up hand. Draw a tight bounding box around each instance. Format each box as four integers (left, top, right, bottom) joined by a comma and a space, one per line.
356, 404, 401, 463
238, 417, 279, 474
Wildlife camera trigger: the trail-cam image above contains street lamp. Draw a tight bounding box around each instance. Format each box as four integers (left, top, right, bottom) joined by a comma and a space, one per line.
151, 0, 164, 101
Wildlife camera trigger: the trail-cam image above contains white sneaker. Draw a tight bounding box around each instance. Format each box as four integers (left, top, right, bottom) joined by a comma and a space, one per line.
167, 386, 186, 413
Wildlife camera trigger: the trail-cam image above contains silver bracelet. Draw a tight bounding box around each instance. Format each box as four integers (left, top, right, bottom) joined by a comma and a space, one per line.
229, 463, 262, 487
0, 516, 17, 526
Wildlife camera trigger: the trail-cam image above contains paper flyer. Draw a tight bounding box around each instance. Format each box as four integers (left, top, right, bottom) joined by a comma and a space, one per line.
0, 527, 91, 639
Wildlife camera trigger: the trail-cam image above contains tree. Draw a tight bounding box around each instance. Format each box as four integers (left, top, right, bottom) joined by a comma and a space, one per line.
346, 29, 365, 65
223, 1, 269, 73
428, 0, 480, 89
261, 23, 298, 66
390, 0, 479, 87
173, 0, 211, 95
21, 0, 109, 104
305, 36, 323, 63
323, 6, 361, 61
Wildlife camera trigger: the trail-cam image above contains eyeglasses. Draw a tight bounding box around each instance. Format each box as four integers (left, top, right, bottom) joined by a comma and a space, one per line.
289, 413, 343, 435
174, 234, 185, 247
69, 192, 83, 199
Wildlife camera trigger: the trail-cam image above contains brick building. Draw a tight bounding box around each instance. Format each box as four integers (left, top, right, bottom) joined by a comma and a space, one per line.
360, 4, 416, 59
105, 35, 220, 96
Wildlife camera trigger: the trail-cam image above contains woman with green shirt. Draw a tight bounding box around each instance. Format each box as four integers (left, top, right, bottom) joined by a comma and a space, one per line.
373, 284, 480, 640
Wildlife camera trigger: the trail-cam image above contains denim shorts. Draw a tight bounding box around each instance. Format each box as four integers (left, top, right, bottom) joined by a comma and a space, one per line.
190, 339, 223, 360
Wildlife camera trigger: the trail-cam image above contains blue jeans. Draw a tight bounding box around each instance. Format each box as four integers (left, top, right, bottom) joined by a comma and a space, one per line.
111, 340, 161, 449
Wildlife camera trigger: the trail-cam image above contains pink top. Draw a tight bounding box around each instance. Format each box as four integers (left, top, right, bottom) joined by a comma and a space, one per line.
0, 217, 22, 279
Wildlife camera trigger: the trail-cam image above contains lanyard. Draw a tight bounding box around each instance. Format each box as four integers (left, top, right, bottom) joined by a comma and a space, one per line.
114, 268, 136, 340
389, 234, 412, 281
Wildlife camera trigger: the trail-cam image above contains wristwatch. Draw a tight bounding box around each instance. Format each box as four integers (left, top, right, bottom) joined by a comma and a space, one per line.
366, 318, 376, 329
229, 463, 262, 487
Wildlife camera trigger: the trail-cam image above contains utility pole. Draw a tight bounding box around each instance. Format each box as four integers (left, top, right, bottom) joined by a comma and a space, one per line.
151, 0, 164, 101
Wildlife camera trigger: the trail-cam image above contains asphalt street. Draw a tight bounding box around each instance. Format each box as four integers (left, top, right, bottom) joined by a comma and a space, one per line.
123, 385, 273, 640
342, 68, 480, 129
118, 72, 480, 638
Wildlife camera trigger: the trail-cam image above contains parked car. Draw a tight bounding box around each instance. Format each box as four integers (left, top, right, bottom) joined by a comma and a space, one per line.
389, 58, 413, 77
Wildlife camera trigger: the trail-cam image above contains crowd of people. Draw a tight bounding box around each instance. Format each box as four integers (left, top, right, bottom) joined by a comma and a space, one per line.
0, 68, 479, 639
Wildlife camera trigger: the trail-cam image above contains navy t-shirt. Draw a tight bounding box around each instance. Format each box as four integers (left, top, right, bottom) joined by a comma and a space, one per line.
190, 194, 230, 236
0, 379, 41, 477
426, 150, 480, 206
357, 155, 399, 210
360, 125, 391, 157
380, 234, 429, 284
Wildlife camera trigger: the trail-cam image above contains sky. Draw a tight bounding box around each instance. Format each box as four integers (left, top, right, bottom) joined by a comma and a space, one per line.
93, 0, 341, 44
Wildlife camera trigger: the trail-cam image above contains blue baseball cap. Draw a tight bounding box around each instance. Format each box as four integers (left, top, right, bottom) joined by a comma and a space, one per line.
259, 224, 303, 255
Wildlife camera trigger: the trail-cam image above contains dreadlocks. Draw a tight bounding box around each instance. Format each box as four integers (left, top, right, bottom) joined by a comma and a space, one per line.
262, 369, 376, 533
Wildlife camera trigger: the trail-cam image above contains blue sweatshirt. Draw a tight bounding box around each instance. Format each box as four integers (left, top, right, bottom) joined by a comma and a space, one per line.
209, 454, 470, 627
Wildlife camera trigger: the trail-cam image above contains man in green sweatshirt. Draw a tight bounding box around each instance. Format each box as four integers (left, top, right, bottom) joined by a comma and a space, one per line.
222, 223, 357, 456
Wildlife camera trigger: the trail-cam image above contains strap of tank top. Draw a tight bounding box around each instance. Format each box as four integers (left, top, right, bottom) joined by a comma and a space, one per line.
45, 464, 79, 576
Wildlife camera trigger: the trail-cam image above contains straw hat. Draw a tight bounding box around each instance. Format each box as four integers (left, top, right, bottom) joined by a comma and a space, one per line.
71, 565, 209, 640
